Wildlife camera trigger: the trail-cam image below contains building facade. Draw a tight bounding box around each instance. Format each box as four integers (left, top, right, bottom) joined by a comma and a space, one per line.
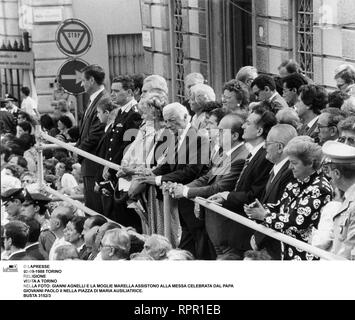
1, 0, 355, 111
1, 0, 143, 113
140, 0, 355, 101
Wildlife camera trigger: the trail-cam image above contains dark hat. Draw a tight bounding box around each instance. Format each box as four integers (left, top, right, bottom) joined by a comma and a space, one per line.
1, 188, 26, 203
322, 141, 355, 164
23, 191, 52, 206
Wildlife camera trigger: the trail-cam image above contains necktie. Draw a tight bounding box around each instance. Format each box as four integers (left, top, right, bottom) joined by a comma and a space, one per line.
234, 152, 252, 191
174, 133, 180, 165
265, 169, 275, 195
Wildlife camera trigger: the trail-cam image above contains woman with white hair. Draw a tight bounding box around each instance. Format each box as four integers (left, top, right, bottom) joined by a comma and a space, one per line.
189, 84, 215, 130
245, 136, 333, 260
120, 91, 168, 172
118, 92, 168, 235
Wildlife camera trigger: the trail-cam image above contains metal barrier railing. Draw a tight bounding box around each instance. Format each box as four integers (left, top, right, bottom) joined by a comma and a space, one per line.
35, 126, 347, 260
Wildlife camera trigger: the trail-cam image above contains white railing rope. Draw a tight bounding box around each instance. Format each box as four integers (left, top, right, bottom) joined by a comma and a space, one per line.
39, 131, 121, 172
194, 197, 346, 261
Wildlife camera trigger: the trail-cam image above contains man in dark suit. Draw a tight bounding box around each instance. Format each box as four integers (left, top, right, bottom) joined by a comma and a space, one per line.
76, 65, 108, 213
170, 114, 249, 259
208, 108, 277, 259
251, 75, 289, 114
295, 84, 328, 144
131, 103, 208, 257
251, 124, 297, 259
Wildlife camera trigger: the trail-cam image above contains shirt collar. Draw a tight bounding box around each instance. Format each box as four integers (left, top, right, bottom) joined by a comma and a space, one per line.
40, 220, 50, 232
177, 123, 191, 147
25, 242, 39, 250
226, 142, 244, 157
105, 121, 113, 132
307, 115, 319, 129
269, 92, 278, 102
272, 157, 289, 177
8, 248, 26, 259
89, 86, 105, 104
77, 243, 85, 252
246, 141, 265, 159
120, 98, 137, 113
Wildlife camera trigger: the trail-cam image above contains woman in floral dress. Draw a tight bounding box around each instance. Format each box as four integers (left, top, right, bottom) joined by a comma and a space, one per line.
245, 136, 333, 260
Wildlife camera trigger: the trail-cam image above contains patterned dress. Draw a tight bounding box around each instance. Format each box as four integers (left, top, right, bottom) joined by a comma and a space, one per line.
264, 171, 333, 260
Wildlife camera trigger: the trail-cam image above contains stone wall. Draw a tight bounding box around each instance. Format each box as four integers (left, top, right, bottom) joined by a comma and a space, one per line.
254, 0, 355, 88
0, 0, 21, 43
313, 0, 355, 88
254, 0, 294, 75
30, 0, 73, 113
140, 0, 209, 101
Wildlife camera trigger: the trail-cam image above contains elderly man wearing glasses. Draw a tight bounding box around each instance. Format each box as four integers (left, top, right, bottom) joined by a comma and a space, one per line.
251, 124, 298, 259
317, 108, 346, 145
338, 116, 355, 148
99, 228, 131, 260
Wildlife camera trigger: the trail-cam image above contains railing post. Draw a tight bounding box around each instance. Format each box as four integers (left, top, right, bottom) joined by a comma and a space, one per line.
35, 125, 44, 188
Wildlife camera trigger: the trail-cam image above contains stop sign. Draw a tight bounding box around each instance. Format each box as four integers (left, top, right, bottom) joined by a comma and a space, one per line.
57, 58, 89, 95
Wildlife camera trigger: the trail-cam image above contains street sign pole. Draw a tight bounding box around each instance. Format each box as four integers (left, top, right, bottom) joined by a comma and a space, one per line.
55, 18, 93, 123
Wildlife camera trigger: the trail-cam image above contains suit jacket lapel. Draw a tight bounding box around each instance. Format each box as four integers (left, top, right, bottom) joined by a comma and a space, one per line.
207, 152, 230, 183
79, 91, 105, 136
241, 147, 263, 180
263, 161, 289, 201
307, 119, 318, 136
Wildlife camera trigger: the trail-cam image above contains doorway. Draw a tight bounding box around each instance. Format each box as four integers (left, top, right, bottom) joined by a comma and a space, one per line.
224, 0, 253, 80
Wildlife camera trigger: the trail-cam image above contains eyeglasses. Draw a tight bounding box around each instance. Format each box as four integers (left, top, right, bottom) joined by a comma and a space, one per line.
265, 141, 283, 147
317, 124, 331, 129
100, 243, 114, 250
99, 242, 121, 250
338, 136, 355, 146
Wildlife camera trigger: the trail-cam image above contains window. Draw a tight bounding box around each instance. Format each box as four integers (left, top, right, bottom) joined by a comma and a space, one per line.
297, 0, 314, 80
172, 0, 185, 102
107, 34, 144, 82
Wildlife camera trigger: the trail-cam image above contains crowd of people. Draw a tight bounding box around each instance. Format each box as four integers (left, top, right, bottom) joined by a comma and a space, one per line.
1, 60, 355, 261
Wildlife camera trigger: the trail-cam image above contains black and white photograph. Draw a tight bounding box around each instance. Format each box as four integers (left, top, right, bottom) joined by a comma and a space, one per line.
0, 0, 355, 304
